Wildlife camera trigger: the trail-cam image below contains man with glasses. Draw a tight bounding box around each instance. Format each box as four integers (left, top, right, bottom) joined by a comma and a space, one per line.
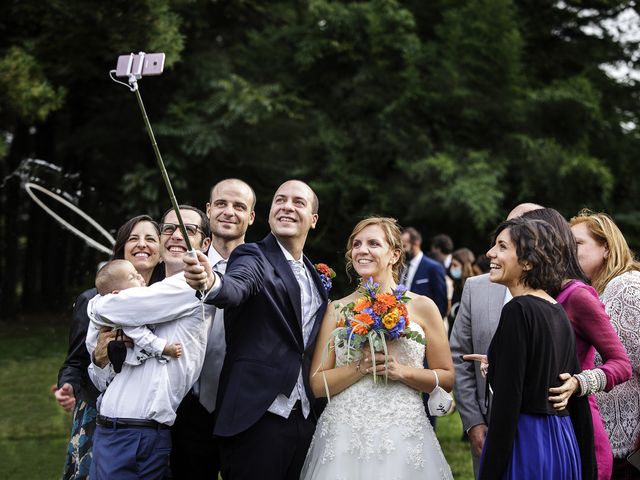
86, 205, 212, 480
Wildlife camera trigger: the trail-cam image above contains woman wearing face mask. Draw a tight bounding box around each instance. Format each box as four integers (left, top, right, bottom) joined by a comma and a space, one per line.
449, 248, 476, 335
570, 210, 640, 479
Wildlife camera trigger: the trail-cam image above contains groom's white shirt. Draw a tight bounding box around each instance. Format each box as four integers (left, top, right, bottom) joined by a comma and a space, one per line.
267, 241, 321, 419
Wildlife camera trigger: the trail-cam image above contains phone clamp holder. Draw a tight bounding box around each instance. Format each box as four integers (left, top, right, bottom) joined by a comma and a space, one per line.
109, 52, 146, 92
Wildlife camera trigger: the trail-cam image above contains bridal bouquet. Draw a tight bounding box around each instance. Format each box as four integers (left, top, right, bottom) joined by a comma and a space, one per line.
334, 277, 424, 360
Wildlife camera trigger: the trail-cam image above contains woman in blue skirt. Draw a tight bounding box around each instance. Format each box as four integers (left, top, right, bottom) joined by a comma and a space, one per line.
479, 217, 596, 480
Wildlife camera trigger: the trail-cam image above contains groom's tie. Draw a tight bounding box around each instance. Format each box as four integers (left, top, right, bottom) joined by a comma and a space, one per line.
198, 259, 227, 413
289, 259, 313, 336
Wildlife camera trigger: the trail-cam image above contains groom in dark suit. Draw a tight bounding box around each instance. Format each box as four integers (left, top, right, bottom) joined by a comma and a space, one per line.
184, 180, 329, 480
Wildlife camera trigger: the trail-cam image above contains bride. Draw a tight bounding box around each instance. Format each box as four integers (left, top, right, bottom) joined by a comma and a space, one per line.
301, 217, 454, 479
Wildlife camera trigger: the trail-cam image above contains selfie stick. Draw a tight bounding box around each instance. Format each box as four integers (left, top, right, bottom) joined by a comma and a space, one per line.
115, 52, 195, 253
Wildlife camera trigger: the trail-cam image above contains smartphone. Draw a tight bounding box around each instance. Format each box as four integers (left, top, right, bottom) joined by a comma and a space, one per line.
115, 53, 165, 77
627, 447, 640, 471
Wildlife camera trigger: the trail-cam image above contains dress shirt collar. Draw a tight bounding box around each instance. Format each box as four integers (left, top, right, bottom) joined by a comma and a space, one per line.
409, 250, 424, 269
404, 250, 424, 288
276, 239, 304, 265
207, 245, 226, 267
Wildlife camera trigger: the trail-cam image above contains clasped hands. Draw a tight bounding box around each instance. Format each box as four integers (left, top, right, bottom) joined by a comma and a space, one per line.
464, 353, 578, 411
357, 352, 405, 381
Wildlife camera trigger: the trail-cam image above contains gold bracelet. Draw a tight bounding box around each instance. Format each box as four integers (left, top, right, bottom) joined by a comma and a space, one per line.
355, 360, 366, 376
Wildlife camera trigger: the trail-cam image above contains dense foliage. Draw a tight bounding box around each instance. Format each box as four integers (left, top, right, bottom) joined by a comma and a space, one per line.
1, 0, 639, 314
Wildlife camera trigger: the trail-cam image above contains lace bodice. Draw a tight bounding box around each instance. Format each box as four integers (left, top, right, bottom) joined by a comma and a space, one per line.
303, 323, 452, 479
595, 271, 640, 457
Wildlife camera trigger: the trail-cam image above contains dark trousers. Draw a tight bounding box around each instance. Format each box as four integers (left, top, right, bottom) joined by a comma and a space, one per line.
612, 456, 640, 479
219, 407, 315, 480
170, 394, 221, 480
91, 425, 171, 480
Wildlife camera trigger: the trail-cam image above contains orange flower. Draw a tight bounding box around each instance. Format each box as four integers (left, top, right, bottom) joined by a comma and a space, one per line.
353, 312, 374, 326
316, 263, 331, 276
372, 301, 388, 315
353, 297, 372, 313
397, 303, 410, 326
352, 323, 369, 335
351, 313, 373, 334
336, 316, 346, 328
376, 293, 397, 308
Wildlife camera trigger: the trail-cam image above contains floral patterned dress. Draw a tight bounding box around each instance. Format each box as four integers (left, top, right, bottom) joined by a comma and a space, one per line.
301, 324, 453, 480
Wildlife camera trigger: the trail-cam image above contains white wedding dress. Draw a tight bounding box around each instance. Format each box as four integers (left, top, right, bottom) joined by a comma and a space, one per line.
301, 324, 453, 480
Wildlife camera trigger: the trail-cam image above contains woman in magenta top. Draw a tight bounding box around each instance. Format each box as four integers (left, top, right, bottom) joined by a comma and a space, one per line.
523, 208, 632, 480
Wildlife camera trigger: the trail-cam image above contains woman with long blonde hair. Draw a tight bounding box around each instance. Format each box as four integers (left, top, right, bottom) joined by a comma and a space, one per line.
570, 210, 640, 479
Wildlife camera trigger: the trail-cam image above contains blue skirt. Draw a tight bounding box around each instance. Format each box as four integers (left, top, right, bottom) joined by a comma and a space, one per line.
503, 413, 581, 480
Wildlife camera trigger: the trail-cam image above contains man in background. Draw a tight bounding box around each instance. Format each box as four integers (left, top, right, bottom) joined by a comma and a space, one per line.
401, 227, 447, 317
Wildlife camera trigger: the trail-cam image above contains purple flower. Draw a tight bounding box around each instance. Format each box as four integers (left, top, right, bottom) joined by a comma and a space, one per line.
394, 283, 408, 299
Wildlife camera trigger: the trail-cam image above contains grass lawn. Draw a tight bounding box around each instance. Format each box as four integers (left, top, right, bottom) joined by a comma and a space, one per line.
0, 317, 474, 479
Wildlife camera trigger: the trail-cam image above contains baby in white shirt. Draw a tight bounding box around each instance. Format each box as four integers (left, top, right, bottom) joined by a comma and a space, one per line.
88, 259, 182, 372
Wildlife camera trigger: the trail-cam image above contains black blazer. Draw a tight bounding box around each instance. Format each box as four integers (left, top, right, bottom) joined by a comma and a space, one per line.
57, 288, 100, 408
206, 233, 329, 437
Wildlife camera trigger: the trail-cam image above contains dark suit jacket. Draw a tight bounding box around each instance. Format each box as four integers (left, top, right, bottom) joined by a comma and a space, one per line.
409, 254, 447, 317
205, 233, 329, 437
57, 288, 101, 408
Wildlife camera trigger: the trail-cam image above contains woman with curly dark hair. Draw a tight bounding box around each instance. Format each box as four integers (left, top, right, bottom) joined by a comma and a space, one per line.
479, 217, 596, 480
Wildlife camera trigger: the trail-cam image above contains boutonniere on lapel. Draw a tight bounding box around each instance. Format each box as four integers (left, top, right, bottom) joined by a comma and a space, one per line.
314, 263, 336, 292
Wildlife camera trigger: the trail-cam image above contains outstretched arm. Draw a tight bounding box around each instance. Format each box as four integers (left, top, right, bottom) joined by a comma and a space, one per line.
194, 244, 266, 309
